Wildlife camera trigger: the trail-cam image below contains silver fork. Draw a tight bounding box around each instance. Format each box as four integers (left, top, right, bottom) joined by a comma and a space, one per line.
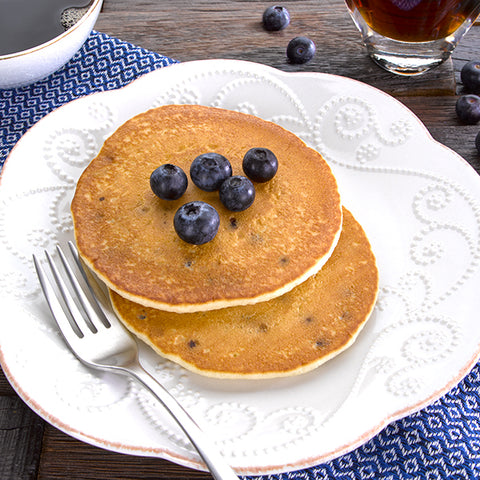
32, 242, 239, 480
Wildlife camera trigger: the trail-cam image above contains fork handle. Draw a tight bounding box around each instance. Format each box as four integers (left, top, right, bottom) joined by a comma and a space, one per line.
117, 362, 240, 480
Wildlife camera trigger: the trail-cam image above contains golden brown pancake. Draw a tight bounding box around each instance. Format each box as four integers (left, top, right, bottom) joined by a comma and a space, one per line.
71, 105, 342, 313
110, 208, 378, 378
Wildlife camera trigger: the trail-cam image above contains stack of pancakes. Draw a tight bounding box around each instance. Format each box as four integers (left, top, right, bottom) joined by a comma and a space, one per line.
71, 105, 378, 379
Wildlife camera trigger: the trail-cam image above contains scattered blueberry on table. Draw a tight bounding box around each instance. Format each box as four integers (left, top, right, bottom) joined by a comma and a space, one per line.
456, 94, 480, 125
286, 36, 316, 64
459, 60, 480, 154
262, 5, 290, 31
475, 131, 480, 154
461, 60, 480, 93
150, 164, 188, 200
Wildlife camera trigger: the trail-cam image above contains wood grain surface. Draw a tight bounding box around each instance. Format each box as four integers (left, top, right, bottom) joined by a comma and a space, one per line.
2, 0, 480, 479
95, 0, 457, 95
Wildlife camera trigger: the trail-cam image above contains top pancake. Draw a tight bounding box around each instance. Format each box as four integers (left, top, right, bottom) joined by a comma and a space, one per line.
71, 105, 342, 313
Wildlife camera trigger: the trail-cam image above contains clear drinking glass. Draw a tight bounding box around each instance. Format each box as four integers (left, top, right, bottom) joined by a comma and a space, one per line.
345, 0, 480, 75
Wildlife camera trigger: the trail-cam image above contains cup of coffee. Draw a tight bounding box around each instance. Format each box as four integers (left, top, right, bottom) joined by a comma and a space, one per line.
345, 0, 480, 75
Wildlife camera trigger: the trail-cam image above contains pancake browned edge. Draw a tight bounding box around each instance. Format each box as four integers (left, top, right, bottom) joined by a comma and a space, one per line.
109, 208, 378, 379
71, 104, 342, 313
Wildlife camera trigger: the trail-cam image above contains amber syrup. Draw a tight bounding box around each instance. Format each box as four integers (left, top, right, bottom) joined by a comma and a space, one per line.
347, 0, 479, 42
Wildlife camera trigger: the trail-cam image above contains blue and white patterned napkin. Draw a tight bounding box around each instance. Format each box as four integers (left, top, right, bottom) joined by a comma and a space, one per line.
264, 363, 480, 479
1, 31, 479, 480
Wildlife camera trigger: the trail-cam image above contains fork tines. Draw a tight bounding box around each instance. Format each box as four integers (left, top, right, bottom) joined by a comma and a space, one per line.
33, 243, 110, 340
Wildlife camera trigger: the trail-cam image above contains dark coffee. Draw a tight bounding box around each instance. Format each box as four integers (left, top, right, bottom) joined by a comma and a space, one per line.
346, 0, 480, 42
0, 0, 91, 56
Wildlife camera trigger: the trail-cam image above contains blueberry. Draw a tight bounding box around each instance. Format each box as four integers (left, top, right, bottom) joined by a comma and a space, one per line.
150, 164, 188, 200
174, 201, 220, 245
286, 36, 316, 64
456, 94, 480, 124
190, 153, 232, 191
262, 5, 290, 31
219, 176, 256, 212
461, 60, 480, 92
242, 147, 278, 182
475, 131, 480, 154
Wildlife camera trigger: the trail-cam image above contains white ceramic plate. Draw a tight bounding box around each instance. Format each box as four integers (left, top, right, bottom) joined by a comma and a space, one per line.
1, 59, 480, 476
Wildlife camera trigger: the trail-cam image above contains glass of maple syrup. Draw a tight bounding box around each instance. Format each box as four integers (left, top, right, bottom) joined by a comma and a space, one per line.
345, 0, 480, 75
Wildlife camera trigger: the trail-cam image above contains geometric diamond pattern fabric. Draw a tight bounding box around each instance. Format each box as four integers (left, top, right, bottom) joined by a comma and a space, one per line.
1, 30, 480, 480
249, 363, 480, 479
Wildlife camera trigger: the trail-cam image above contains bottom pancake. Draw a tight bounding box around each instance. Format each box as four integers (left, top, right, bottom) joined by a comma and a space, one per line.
110, 208, 378, 378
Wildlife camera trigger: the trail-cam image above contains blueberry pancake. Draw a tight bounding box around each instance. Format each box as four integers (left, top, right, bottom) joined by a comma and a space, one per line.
71, 105, 342, 313
109, 208, 378, 378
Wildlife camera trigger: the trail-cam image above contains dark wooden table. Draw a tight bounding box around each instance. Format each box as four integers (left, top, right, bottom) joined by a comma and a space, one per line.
2, 1, 480, 478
